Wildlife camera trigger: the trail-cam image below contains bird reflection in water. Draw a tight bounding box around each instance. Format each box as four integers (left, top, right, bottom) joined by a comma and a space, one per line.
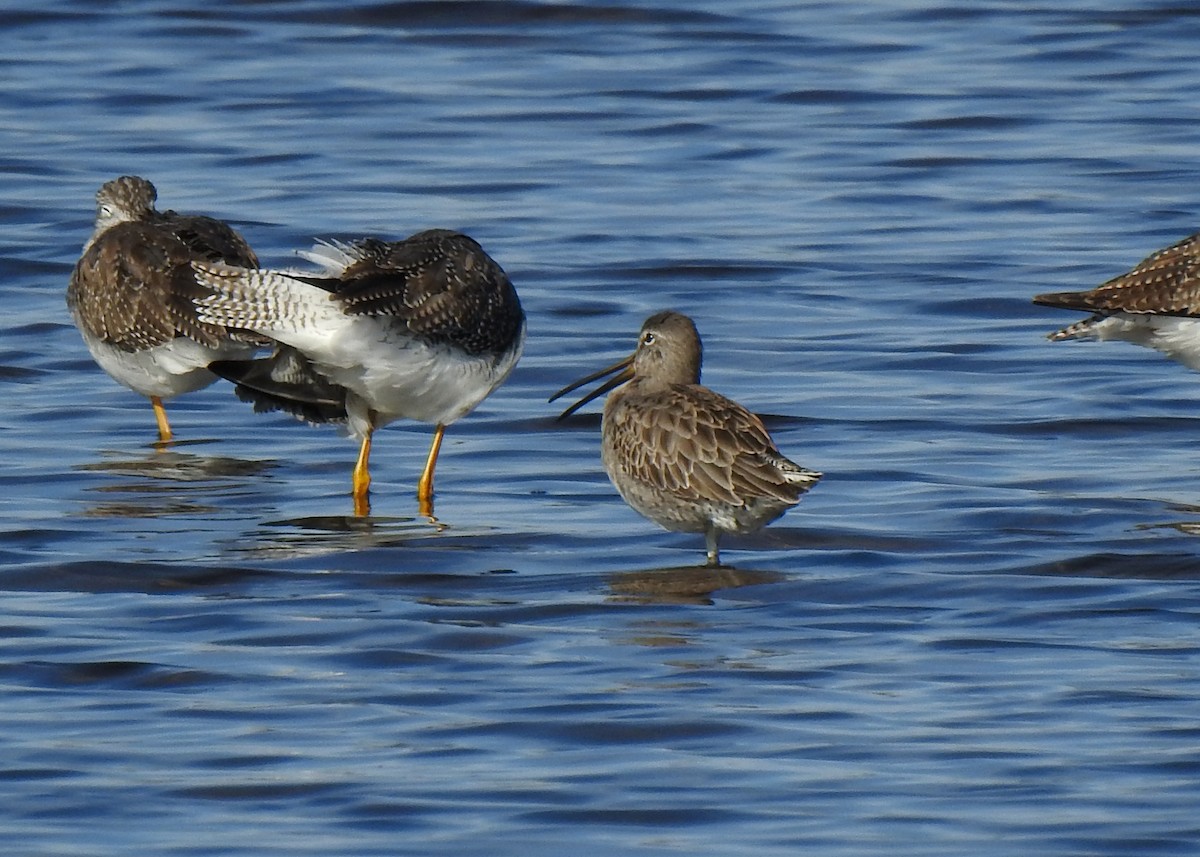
75, 445, 273, 518
607, 564, 786, 605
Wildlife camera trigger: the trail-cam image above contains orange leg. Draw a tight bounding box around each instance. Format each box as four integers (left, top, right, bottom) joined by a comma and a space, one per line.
351, 428, 373, 517
416, 424, 446, 516
150, 396, 173, 443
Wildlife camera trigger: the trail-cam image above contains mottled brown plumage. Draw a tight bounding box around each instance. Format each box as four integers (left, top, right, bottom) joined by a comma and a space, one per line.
66, 176, 263, 441
551, 311, 821, 567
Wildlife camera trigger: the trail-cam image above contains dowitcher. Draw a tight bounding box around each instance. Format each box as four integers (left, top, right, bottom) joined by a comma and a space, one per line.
550, 310, 821, 567
66, 175, 264, 442
1035, 230, 1200, 370
192, 229, 525, 516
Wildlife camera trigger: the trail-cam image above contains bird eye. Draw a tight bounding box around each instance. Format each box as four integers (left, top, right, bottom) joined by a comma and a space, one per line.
642, 332, 655, 345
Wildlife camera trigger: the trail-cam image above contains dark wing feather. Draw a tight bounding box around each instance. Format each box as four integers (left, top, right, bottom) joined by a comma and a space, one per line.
159, 211, 259, 268
308, 230, 524, 356
1033, 231, 1200, 316
210, 345, 348, 425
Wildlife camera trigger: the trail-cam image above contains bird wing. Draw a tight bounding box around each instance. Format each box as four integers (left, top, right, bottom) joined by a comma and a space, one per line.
68, 216, 264, 352
160, 212, 259, 268
68, 223, 212, 350
210, 345, 348, 425
607, 385, 817, 508
308, 230, 523, 355
1033, 231, 1200, 316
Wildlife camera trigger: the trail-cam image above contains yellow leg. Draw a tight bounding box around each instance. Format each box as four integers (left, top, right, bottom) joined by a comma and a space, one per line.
151, 396, 172, 443
416, 424, 446, 516
352, 428, 373, 517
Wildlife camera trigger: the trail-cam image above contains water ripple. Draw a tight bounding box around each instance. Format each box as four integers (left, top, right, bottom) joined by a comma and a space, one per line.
2, 1, 1200, 855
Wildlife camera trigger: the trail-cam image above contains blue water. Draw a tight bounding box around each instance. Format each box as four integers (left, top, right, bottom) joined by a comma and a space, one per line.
2, 1, 1200, 854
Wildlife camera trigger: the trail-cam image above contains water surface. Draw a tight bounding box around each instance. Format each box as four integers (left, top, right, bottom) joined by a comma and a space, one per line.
2, 2, 1200, 854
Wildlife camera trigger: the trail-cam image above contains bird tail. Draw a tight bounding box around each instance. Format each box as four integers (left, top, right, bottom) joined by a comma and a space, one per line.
295, 239, 366, 276
1046, 315, 1103, 341
786, 466, 823, 493
191, 262, 343, 333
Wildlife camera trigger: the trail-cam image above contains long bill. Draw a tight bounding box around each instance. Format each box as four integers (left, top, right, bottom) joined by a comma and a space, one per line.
548, 354, 634, 421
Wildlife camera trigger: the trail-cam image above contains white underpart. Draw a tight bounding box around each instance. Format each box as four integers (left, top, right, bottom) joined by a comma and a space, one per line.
73, 321, 256, 399
193, 263, 526, 440
1076, 313, 1200, 372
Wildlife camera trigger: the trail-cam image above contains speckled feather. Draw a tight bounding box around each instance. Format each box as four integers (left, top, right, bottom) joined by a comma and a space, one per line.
287, 230, 524, 356
194, 227, 525, 450
192, 226, 525, 511
1034, 231, 1200, 317
66, 176, 263, 353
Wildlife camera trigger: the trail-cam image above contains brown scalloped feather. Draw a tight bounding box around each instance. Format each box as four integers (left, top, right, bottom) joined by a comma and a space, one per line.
608, 383, 814, 507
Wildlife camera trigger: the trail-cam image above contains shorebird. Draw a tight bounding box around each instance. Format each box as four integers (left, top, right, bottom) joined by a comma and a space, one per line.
1034, 231, 1200, 370
66, 175, 265, 442
191, 229, 525, 516
550, 310, 821, 567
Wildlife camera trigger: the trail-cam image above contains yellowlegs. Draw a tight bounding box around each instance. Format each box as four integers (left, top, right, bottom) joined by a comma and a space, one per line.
1035, 231, 1200, 369
192, 229, 525, 516
551, 310, 821, 567
66, 176, 264, 442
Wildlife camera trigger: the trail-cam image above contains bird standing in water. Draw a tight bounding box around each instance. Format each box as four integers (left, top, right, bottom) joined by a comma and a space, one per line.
551, 310, 821, 567
192, 229, 525, 517
66, 175, 264, 442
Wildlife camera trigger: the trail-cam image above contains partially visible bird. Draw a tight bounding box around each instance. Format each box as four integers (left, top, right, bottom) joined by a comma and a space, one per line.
1034, 230, 1200, 370
191, 229, 525, 517
550, 310, 821, 567
66, 175, 264, 442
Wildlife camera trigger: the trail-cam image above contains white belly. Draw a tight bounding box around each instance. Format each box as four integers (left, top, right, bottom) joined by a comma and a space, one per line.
1087, 314, 1200, 371
269, 316, 526, 438
78, 326, 257, 399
